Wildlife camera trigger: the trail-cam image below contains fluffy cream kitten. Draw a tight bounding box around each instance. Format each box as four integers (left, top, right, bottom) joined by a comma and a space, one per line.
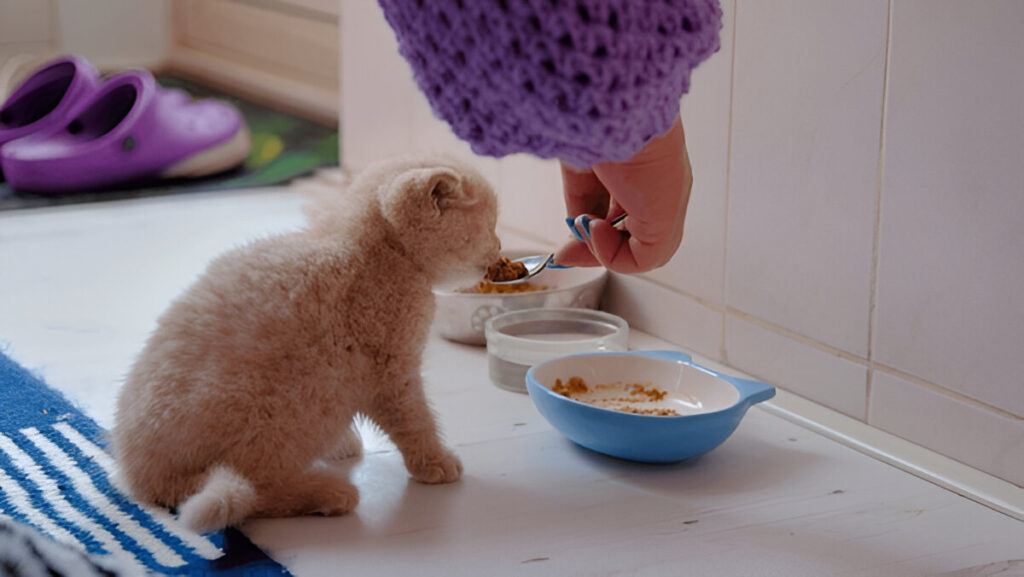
113, 155, 501, 532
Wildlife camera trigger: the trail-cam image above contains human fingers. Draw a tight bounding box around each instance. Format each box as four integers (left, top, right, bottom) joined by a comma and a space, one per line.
554, 213, 626, 269
560, 163, 610, 220
553, 235, 601, 268
553, 163, 607, 268
586, 117, 692, 272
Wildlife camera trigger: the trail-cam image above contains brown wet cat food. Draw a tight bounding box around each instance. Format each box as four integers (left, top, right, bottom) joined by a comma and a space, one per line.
485, 257, 528, 282
461, 280, 547, 294
551, 376, 680, 416
552, 376, 590, 396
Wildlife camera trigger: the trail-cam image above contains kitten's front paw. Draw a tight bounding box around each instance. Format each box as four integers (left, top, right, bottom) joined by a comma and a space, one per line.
407, 450, 462, 484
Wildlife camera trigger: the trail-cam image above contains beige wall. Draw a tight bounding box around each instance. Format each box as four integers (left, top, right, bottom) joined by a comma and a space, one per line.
52, 0, 170, 70
0, 0, 54, 93
168, 0, 338, 123
0, 0, 336, 123
0, 0, 170, 72
340, 0, 1024, 487
0, 0, 51, 62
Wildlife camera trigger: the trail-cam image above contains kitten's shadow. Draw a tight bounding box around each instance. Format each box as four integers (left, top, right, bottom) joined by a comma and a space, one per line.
246, 450, 539, 552
248, 452, 453, 539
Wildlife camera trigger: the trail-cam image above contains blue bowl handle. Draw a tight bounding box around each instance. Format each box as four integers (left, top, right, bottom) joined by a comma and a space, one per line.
729, 376, 776, 405
634, 350, 693, 364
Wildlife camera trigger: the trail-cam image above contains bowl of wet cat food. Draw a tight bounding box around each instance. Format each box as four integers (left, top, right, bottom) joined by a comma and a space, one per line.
433, 251, 608, 345
525, 350, 776, 463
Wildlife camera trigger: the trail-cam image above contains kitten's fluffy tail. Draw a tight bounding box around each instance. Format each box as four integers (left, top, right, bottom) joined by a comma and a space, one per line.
178, 466, 256, 533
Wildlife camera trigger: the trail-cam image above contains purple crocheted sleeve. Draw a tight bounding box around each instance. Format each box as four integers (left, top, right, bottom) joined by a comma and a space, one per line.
378, 0, 722, 168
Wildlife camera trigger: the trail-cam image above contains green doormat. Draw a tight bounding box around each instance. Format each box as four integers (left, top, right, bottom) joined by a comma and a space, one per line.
0, 74, 339, 212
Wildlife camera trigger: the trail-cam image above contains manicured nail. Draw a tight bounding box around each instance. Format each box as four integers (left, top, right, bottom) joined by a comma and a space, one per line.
578, 215, 593, 240
547, 263, 572, 269
566, 217, 584, 242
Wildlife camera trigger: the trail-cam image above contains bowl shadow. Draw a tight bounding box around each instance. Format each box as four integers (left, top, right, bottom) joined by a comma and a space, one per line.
561, 429, 825, 499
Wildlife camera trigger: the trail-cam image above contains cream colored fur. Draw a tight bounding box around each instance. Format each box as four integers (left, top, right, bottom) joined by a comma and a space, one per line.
112, 155, 501, 532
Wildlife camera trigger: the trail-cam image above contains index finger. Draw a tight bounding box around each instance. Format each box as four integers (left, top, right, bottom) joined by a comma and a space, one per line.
560, 164, 610, 220
591, 118, 690, 249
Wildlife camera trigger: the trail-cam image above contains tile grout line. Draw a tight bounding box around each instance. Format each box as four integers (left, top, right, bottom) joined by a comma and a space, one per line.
727, 305, 866, 364
866, 0, 896, 423
719, 0, 740, 364
636, 274, 726, 313
868, 364, 1023, 422
725, 303, 1023, 422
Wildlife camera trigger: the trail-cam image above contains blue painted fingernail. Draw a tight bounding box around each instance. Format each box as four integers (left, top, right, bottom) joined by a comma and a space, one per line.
547, 263, 572, 269
566, 217, 584, 242
579, 215, 593, 240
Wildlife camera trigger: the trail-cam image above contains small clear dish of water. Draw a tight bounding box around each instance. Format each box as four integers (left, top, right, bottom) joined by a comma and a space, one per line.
484, 308, 629, 393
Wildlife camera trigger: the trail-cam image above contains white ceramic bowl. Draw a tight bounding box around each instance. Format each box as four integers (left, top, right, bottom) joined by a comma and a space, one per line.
433, 253, 608, 345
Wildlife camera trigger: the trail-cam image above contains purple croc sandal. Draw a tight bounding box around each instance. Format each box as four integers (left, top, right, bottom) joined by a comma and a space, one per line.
0, 69, 251, 192
0, 55, 101, 150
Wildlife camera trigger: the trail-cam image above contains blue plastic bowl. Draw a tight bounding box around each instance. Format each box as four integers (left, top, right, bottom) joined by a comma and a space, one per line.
525, 350, 776, 463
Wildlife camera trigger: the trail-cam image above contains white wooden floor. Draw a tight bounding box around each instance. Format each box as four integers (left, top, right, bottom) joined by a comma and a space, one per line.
1, 182, 1021, 576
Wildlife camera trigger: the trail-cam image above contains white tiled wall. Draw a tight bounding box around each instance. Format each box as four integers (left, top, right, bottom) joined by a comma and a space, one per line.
339, 1, 1024, 487
874, 0, 1024, 417
726, 315, 870, 419
870, 370, 1024, 486
644, 0, 736, 312
867, 0, 1024, 485
726, 0, 887, 359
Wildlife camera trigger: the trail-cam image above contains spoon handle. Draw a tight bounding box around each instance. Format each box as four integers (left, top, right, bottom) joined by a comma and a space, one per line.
568, 211, 628, 240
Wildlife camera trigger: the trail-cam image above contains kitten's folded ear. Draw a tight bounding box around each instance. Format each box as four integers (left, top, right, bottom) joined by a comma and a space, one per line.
389, 166, 476, 216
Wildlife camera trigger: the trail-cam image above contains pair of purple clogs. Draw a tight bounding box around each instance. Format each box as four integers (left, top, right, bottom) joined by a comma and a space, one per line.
0, 55, 250, 193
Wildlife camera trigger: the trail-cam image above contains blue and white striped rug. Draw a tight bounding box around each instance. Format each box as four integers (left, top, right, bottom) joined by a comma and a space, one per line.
0, 351, 291, 575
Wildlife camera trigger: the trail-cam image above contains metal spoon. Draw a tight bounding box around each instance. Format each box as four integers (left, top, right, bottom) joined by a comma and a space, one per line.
489, 213, 627, 284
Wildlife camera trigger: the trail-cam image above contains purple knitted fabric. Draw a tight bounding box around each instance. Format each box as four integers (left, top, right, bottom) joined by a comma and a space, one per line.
378, 0, 722, 167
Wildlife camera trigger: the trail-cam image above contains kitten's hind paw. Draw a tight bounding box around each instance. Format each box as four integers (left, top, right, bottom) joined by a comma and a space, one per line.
256, 470, 360, 519
408, 450, 463, 484
312, 482, 360, 516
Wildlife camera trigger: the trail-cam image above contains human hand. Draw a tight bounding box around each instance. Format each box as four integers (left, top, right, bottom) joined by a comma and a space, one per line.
553, 116, 692, 274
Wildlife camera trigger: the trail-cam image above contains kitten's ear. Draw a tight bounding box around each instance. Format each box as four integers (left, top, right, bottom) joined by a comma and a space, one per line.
393, 166, 474, 215
428, 168, 472, 212
382, 165, 477, 228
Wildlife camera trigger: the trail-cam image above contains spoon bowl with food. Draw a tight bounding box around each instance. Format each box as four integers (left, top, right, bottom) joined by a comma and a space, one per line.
433, 251, 610, 345
486, 213, 628, 285
483, 255, 550, 284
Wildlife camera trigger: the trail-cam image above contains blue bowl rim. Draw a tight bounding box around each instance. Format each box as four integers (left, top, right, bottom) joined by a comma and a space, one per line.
525, 349, 776, 421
